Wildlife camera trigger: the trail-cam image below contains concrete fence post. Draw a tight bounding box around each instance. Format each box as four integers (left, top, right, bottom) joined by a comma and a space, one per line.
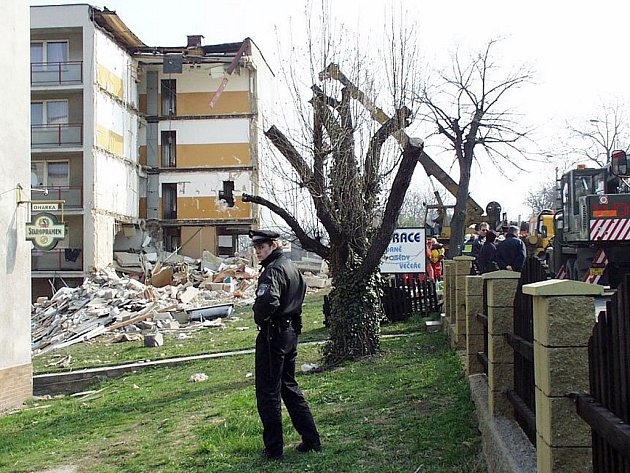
452, 256, 474, 349
442, 260, 455, 328
482, 270, 521, 418
443, 260, 456, 331
523, 280, 602, 473
465, 275, 484, 375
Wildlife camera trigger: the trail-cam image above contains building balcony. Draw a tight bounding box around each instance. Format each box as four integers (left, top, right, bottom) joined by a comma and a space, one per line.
31, 61, 83, 86
32, 248, 83, 271
31, 186, 83, 209
31, 124, 82, 148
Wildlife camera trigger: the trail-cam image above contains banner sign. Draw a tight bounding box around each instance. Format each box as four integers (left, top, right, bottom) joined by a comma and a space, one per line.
380, 228, 426, 273
26, 212, 67, 250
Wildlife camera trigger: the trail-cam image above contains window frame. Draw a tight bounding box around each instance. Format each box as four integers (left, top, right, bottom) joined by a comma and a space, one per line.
31, 159, 70, 187
30, 40, 69, 64
161, 79, 177, 116
161, 130, 177, 167
31, 99, 69, 125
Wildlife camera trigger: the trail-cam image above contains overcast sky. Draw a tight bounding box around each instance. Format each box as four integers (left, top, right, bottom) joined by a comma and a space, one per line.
29, 0, 630, 219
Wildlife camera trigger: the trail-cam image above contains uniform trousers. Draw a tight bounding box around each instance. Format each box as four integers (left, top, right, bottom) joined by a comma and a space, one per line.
255, 324, 320, 456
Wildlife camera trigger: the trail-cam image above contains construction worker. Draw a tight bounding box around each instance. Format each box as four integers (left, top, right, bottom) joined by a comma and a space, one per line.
250, 229, 321, 460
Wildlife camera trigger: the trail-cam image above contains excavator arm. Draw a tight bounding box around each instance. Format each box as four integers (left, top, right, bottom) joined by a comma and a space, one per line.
319, 63, 484, 222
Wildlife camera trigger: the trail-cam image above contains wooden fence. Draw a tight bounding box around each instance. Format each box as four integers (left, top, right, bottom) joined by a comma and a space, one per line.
575, 273, 630, 472
507, 257, 547, 445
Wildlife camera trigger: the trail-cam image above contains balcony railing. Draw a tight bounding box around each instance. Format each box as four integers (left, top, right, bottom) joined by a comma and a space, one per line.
32, 248, 83, 271
31, 61, 83, 85
31, 186, 83, 209
31, 123, 82, 147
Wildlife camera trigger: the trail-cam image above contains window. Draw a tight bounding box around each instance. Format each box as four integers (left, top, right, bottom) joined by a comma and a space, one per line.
219, 180, 235, 207
31, 161, 69, 187
162, 183, 177, 219
31, 100, 68, 125
161, 131, 176, 167
163, 227, 180, 252
161, 79, 176, 116
30, 41, 68, 64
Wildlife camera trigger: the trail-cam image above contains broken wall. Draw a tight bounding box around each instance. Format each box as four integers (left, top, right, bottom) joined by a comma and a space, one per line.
83, 25, 142, 272
159, 170, 252, 220
181, 226, 217, 259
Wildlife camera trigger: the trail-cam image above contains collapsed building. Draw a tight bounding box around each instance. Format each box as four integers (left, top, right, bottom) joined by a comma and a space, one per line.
30, 4, 277, 301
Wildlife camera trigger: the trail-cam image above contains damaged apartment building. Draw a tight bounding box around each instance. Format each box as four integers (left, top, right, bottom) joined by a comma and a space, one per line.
30, 4, 275, 299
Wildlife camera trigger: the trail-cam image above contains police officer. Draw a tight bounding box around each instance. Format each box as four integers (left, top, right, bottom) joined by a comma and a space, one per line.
250, 229, 321, 460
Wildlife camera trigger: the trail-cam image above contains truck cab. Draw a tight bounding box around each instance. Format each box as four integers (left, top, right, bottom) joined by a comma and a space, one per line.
553, 158, 630, 286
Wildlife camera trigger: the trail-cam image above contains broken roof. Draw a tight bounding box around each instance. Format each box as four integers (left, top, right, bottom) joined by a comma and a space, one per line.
91, 6, 147, 51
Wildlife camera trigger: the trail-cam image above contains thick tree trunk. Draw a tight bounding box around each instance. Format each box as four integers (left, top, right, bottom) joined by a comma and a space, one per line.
323, 261, 383, 366
447, 159, 472, 258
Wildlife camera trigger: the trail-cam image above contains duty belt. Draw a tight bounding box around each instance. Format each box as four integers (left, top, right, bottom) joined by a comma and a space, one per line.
258, 317, 292, 331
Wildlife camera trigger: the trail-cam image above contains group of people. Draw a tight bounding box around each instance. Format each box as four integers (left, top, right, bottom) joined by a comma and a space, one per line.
464, 222, 527, 274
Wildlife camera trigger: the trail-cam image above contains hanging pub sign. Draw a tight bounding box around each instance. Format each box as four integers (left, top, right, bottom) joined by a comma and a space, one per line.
380, 228, 426, 273
26, 212, 67, 250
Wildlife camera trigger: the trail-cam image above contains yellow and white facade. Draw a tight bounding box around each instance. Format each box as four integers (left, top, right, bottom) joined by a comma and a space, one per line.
30, 6, 275, 299
136, 37, 274, 258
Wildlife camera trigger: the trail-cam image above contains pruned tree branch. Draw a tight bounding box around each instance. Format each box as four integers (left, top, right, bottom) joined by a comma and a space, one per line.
264, 125, 341, 240
359, 138, 424, 279
242, 193, 330, 258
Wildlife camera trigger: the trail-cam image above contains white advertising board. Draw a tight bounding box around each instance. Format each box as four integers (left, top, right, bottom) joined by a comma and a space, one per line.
380, 228, 426, 273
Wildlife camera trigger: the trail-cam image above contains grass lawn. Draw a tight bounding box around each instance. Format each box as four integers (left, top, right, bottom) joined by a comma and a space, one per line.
32, 290, 426, 374
0, 330, 485, 473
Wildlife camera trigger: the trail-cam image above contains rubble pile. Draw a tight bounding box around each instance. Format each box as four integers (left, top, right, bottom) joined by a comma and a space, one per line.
31, 251, 332, 356
31, 259, 259, 355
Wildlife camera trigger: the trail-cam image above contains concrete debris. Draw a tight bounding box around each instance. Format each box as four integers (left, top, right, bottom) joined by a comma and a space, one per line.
144, 332, 164, 347
301, 363, 323, 374
113, 333, 143, 343
31, 260, 258, 355
190, 372, 208, 383
303, 272, 332, 289
46, 354, 72, 368
32, 250, 329, 355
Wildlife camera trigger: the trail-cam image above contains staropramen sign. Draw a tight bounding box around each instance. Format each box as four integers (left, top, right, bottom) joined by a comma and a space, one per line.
26, 212, 67, 250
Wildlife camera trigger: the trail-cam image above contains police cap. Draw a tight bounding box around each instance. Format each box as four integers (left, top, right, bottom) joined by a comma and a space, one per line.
248, 229, 280, 244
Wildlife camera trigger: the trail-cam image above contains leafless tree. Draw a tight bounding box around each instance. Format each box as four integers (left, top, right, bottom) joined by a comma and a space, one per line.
524, 180, 555, 216
567, 99, 630, 166
397, 187, 449, 228
417, 39, 533, 257
244, 8, 423, 364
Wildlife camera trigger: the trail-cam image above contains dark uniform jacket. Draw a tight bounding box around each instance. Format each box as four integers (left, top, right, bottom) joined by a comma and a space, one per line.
254, 249, 306, 331
462, 236, 483, 258
495, 234, 527, 272
478, 241, 498, 274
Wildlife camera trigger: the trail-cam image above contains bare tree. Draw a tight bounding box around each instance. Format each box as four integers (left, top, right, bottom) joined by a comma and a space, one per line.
418, 39, 533, 257
243, 11, 423, 364
567, 99, 630, 166
397, 187, 449, 228
524, 180, 555, 216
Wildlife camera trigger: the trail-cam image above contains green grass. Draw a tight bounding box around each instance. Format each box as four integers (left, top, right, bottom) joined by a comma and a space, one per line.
33, 291, 427, 373
0, 331, 485, 473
